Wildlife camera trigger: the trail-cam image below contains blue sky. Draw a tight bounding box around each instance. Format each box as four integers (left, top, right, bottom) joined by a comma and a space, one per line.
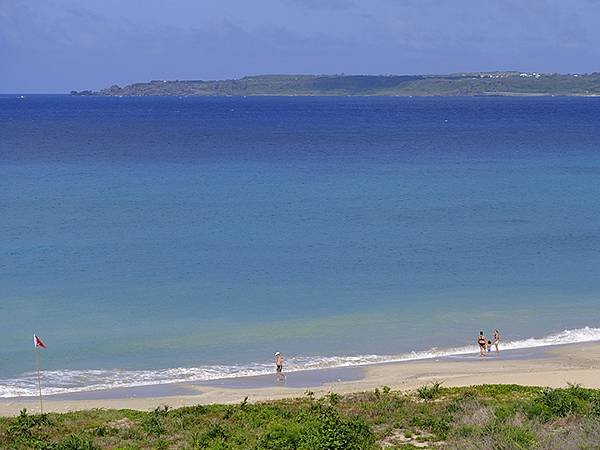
1, 0, 599, 92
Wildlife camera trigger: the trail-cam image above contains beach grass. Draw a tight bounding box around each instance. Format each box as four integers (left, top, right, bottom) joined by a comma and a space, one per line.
1, 384, 600, 449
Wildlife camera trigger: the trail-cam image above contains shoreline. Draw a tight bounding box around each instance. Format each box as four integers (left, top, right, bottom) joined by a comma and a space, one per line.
2, 341, 599, 416
4, 325, 599, 401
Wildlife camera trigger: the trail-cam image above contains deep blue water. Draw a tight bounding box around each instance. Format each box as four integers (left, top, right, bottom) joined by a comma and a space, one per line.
1, 95, 600, 395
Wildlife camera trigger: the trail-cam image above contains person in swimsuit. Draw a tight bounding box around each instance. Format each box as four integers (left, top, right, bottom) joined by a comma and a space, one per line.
477, 331, 487, 356
493, 329, 500, 354
275, 352, 285, 380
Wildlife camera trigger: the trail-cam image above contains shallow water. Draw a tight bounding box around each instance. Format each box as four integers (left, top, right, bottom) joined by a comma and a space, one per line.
1, 95, 600, 396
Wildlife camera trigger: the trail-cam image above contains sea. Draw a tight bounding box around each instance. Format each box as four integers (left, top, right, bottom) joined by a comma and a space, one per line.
1, 95, 600, 397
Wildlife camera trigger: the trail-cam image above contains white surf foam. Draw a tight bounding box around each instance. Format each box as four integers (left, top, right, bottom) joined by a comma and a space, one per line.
1, 326, 599, 398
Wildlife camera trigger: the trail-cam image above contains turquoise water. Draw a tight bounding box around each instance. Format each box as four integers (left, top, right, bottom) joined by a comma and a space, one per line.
1, 95, 600, 396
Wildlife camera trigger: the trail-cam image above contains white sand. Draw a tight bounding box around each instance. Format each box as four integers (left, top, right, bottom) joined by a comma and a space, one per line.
1, 342, 599, 416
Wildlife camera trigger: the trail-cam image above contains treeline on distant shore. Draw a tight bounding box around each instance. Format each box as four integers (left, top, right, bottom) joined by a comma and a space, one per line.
2, 384, 600, 448
71, 72, 600, 97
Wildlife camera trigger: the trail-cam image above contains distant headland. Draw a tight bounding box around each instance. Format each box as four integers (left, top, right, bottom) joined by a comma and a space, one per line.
72, 72, 600, 97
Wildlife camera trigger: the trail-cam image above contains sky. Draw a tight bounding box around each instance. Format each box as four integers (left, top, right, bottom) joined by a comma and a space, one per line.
1, 0, 600, 93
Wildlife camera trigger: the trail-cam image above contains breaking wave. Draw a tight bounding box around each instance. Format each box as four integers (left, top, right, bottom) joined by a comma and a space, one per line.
1, 326, 599, 398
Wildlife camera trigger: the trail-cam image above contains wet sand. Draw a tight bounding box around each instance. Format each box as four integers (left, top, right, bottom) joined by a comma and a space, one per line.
1, 342, 599, 416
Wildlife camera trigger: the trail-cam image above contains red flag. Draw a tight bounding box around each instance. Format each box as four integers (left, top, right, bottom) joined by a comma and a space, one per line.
33, 334, 47, 349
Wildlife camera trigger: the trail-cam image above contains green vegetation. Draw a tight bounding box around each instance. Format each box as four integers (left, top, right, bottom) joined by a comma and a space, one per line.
77, 72, 600, 97
416, 381, 443, 400
2, 384, 600, 448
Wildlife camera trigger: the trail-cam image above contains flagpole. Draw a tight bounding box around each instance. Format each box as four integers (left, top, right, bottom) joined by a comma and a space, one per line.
35, 346, 43, 414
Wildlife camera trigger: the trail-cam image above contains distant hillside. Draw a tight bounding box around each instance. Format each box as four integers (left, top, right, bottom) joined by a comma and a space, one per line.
74, 72, 600, 97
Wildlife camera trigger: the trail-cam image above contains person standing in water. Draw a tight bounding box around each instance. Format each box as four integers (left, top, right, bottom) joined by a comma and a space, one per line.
477, 331, 487, 356
275, 352, 285, 380
493, 329, 500, 354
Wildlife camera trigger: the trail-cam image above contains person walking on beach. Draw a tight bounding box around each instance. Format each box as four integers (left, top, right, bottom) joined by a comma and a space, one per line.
477, 331, 487, 356
493, 329, 500, 354
275, 352, 285, 381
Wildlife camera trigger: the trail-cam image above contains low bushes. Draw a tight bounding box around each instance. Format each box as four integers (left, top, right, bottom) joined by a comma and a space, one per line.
2, 385, 600, 449
526, 384, 600, 420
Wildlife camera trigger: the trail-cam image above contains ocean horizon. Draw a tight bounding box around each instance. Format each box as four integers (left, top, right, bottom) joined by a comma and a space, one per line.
2, 95, 600, 398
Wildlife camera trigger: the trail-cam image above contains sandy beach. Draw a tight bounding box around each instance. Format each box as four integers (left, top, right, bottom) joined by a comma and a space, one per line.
2, 342, 599, 417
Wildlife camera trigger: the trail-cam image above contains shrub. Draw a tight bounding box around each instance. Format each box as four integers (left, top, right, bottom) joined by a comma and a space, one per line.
206, 423, 227, 441
528, 387, 587, 419
327, 392, 340, 406
565, 383, 595, 401
493, 425, 537, 449
455, 424, 479, 437
494, 403, 518, 423
3, 385, 600, 449
172, 404, 207, 417
91, 425, 108, 437
590, 393, 600, 417
523, 401, 552, 422
222, 406, 234, 420
416, 381, 444, 400
5, 409, 54, 448
256, 421, 302, 450
144, 405, 169, 435
7, 409, 52, 439
187, 424, 229, 449
155, 438, 169, 450
298, 405, 374, 450
56, 434, 99, 450
410, 413, 451, 438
